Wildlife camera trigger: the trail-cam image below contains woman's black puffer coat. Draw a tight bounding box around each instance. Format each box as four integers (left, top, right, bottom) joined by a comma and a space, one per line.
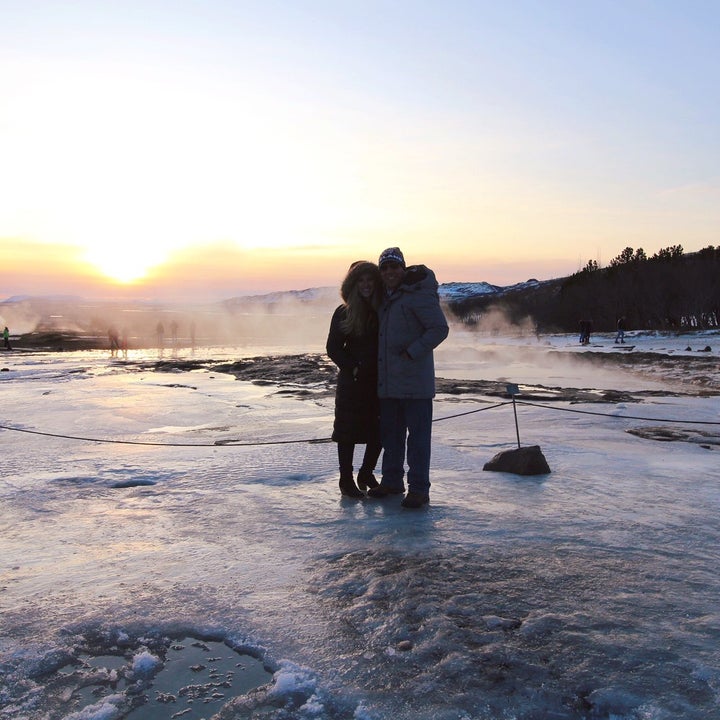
326, 304, 380, 444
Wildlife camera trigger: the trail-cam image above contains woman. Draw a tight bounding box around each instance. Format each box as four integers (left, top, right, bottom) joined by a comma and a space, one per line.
326, 261, 383, 498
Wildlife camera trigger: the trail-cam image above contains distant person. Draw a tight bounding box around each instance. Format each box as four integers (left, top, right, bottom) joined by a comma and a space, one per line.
108, 326, 121, 356
3, 326, 10, 350
326, 261, 383, 498
121, 327, 129, 358
579, 319, 592, 345
368, 247, 449, 509
615, 316, 626, 344
170, 320, 180, 357
156, 322, 165, 357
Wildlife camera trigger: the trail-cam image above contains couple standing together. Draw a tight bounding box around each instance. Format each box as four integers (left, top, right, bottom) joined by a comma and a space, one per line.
326, 247, 449, 509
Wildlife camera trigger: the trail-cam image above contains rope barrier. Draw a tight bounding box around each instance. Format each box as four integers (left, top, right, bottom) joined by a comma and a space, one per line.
433, 401, 512, 422
0, 423, 332, 448
0, 402, 511, 448
516, 400, 720, 426
1, 395, 718, 449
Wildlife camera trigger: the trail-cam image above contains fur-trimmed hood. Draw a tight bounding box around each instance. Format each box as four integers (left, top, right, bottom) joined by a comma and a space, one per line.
340, 261, 380, 302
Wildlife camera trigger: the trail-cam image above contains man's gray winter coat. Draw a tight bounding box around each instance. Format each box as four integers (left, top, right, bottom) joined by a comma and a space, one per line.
377, 265, 449, 399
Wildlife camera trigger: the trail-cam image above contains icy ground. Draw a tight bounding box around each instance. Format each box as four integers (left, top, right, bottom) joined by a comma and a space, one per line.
1, 329, 719, 719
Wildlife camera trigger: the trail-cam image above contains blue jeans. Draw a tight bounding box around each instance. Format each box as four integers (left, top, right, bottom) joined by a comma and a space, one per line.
379, 398, 433, 495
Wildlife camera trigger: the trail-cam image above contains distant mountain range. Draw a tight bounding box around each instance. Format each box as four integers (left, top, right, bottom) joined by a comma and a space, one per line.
1, 280, 551, 344
2, 278, 547, 309
437, 279, 543, 303
6, 246, 717, 336
222, 278, 546, 307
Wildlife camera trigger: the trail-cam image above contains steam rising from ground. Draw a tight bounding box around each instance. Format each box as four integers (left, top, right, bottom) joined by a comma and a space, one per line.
1, 294, 533, 352
0, 289, 340, 350
454, 305, 537, 337
3, 296, 716, 396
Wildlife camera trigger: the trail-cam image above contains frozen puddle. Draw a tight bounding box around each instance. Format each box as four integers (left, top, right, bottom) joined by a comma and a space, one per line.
51, 635, 272, 719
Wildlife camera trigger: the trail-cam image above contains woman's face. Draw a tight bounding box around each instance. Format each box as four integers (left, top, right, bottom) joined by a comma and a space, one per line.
357, 273, 374, 298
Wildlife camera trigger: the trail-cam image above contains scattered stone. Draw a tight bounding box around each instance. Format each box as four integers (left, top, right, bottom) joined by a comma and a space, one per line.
626, 426, 720, 445
483, 445, 551, 475
110, 479, 156, 489
587, 687, 643, 716
482, 615, 522, 631
397, 640, 413, 652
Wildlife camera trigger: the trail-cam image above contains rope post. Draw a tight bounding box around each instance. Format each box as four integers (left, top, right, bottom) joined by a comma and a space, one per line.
506, 383, 521, 449
483, 382, 551, 476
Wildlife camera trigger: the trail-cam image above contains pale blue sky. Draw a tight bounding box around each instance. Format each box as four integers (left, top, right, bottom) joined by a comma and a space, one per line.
1, 1, 718, 297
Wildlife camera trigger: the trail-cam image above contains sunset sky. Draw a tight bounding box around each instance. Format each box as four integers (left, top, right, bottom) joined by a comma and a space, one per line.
1, 1, 719, 301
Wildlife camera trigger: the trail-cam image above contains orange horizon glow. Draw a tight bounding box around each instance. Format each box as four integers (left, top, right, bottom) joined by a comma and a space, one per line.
2, 234, 587, 304
2, 4, 719, 307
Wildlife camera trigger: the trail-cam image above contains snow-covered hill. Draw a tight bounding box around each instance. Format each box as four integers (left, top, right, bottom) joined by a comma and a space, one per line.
227, 278, 547, 307
438, 278, 543, 303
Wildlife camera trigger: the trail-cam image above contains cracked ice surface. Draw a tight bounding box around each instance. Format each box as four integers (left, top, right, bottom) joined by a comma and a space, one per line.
1, 331, 719, 719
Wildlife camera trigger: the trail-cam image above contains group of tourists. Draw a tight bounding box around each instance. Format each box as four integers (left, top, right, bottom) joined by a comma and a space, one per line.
326, 247, 449, 509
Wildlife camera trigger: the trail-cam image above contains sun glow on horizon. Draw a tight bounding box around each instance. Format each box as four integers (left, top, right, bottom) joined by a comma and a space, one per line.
83, 245, 162, 285
1, 55, 396, 289
2, 3, 719, 301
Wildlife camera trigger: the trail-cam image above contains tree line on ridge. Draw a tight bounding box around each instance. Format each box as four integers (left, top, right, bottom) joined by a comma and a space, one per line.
446, 245, 720, 334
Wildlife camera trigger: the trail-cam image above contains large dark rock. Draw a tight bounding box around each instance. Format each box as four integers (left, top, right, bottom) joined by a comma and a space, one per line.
483, 445, 551, 475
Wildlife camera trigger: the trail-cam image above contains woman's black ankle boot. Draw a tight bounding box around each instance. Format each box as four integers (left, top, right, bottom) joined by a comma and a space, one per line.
339, 472, 364, 498
356, 469, 379, 492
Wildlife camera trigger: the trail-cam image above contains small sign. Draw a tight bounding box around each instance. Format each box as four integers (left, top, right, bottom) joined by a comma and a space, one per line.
506, 383, 520, 396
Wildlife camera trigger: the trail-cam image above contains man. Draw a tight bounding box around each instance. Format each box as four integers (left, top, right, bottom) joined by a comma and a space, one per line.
615, 316, 626, 344
368, 247, 449, 508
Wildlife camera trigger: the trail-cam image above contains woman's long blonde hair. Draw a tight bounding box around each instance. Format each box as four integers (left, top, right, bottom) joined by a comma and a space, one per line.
339, 261, 382, 336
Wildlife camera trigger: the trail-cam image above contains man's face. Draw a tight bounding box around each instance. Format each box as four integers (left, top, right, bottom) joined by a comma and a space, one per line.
380, 261, 404, 291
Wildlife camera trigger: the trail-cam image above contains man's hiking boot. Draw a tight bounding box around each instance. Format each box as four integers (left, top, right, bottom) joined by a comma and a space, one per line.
367, 484, 404, 498
401, 492, 430, 509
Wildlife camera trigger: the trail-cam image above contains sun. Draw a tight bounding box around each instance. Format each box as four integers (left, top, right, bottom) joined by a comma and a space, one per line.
83, 244, 166, 285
